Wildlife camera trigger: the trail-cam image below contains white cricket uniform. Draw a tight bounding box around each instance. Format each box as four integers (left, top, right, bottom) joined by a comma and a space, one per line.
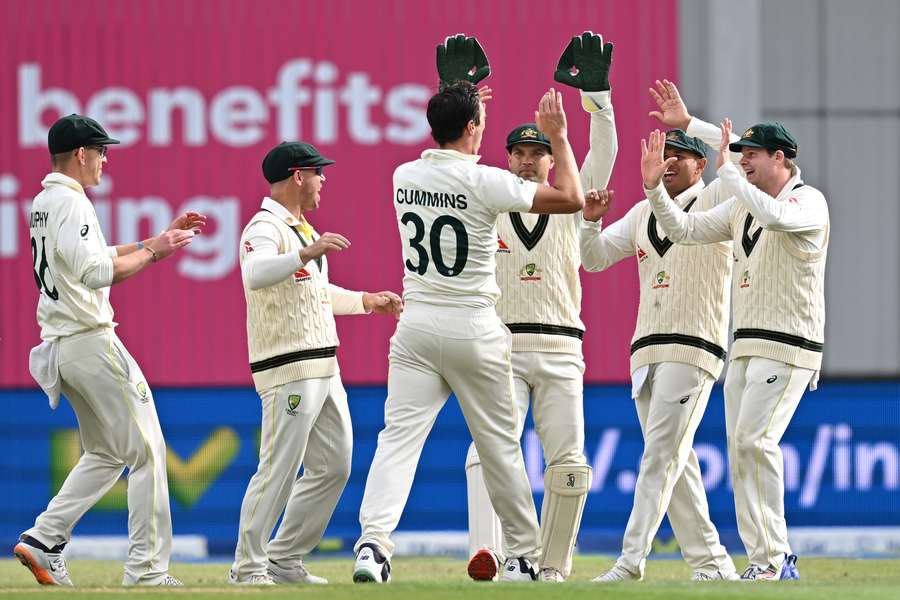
24, 172, 172, 585
465, 91, 616, 574
580, 173, 736, 578
647, 118, 829, 569
231, 198, 364, 579
356, 148, 542, 562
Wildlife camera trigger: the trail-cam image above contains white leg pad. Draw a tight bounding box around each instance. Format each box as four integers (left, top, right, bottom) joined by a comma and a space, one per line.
465, 442, 504, 559
540, 463, 591, 576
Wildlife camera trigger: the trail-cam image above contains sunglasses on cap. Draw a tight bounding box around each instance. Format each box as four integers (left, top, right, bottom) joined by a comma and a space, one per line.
289, 166, 324, 176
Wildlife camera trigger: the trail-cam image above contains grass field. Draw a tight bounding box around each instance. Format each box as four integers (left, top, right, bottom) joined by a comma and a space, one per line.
1, 556, 899, 599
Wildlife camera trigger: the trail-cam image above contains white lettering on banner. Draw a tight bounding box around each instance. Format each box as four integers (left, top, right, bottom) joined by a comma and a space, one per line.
0, 174, 238, 280
18, 61, 430, 148
523, 423, 900, 505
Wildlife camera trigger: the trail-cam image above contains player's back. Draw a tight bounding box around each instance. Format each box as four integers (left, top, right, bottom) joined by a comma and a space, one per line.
393, 149, 536, 310
30, 175, 114, 340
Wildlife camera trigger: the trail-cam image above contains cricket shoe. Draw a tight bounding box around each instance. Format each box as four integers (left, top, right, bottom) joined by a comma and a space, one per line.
268, 558, 328, 584
467, 547, 501, 581
13, 535, 72, 586
591, 565, 641, 582
741, 554, 797, 581
782, 554, 800, 580
692, 569, 740, 581
538, 567, 565, 582
499, 557, 537, 582
227, 569, 275, 585
122, 572, 183, 586
353, 543, 391, 583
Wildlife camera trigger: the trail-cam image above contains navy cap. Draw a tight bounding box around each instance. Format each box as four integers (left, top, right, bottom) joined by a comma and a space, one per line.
48, 114, 120, 154
262, 142, 335, 183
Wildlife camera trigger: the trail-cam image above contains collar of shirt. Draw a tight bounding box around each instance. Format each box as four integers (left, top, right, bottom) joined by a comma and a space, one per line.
775, 165, 804, 201
260, 196, 314, 237
420, 148, 481, 163
672, 179, 706, 208
41, 172, 86, 196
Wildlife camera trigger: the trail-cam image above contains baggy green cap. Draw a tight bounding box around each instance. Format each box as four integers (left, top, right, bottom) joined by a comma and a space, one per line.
663, 129, 707, 158
729, 121, 798, 158
262, 141, 335, 183
47, 114, 120, 154
505, 123, 552, 153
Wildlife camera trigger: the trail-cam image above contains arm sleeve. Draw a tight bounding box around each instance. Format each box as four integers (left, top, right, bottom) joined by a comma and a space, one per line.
240, 222, 303, 291
645, 182, 734, 244
329, 284, 367, 315
55, 200, 113, 289
107, 246, 118, 258
480, 167, 538, 214
718, 162, 829, 234
579, 205, 638, 272
686, 116, 742, 169
579, 90, 617, 191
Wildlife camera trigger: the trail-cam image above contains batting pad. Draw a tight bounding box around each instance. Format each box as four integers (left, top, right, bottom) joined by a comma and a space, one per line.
465, 444, 504, 559
540, 463, 592, 576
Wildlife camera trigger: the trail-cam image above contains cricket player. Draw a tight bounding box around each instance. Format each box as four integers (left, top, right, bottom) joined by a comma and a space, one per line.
15, 114, 203, 587
643, 80, 828, 581
353, 46, 586, 582
461, 32, 616, 583
229, 142, 401, 585
579, 107, 739, 580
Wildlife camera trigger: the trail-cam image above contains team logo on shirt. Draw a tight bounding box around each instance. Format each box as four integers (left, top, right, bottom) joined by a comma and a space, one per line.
652, 270, 670, 289
136, 381, 149, 403
80, 224, 89, 237
497, 236, 511, 253
286, 394, 301, 416
244, 240, 254, 253
740, 270, 751, 288
520, 263, 542, 281
637, 246, 648, 263
293, 268, 311, 282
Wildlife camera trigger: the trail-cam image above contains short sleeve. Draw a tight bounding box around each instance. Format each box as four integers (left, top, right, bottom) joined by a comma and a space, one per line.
479, 167, 537, 214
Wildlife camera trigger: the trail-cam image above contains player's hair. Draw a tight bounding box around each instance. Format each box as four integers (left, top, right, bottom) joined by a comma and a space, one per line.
50, 150, 75, 168
427, 81, 482, 146
765, 148, 797, 176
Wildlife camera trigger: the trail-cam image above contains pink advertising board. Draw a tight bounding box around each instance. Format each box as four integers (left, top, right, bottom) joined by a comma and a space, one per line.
0, 0, 678, 386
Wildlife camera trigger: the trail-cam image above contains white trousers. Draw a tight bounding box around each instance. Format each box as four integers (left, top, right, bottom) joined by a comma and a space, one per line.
466, 350, 586, 556
232, 375, 352, 578
24, 329, 172, 585
356, 305, 541, 561
725, 356, 812, 568
617, 362, 734, 577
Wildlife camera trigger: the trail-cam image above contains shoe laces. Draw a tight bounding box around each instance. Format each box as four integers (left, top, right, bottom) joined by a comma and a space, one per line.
597, 568, 625, 581
692, 571, 715, 581
540, 567, 563, 580
741, 565, 763, 579
161, 575, 183, 586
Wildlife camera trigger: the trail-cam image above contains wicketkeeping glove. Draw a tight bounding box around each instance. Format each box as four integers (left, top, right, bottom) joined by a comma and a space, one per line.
436, 34, 491, 86
553, 31, 614, 92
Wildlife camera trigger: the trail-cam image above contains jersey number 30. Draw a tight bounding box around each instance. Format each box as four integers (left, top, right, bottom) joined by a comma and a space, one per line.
401, 212, 469, 277
31, 236, 59, 300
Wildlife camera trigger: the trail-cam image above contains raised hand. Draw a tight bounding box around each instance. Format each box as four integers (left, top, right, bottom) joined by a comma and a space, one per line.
553, 31, 614, 92
167, 211, 206, 234
436, 34, 491, 86
363, 290, 403, 319
147, 229, 195, 261
648, 79, 691, 129
583, 189, 614, 222
640, 130, 677, 189
300, 232, 350, 263
535, 88, 567, 138
717, 118, 733, 170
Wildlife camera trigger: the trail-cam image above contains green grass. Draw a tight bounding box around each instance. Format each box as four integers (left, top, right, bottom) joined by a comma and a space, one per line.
1, 556, 898, 598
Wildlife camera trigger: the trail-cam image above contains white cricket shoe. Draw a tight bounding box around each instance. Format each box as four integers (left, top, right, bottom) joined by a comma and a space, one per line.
539, 567, 565, 582
353, 543, 391, 583
13, 536, 73, 586
591, 565, 641, 582
227, 569, 275, 585
693, 569, 740, 581
467, 547, 501, 581
268, 558, 328, 584
499, 557, 537, 582
158, 575, 184, 586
